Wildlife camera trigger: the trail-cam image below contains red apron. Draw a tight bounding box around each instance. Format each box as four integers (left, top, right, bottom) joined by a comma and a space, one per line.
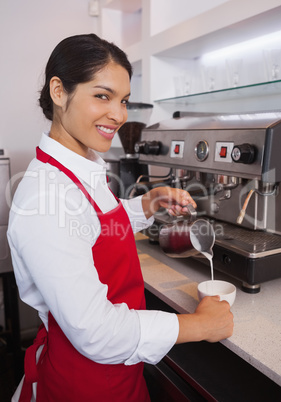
19, 147, 150, 402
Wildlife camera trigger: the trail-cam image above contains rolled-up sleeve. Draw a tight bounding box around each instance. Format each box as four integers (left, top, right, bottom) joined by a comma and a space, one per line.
121, 196, 154, 233
125, 309, 179, 365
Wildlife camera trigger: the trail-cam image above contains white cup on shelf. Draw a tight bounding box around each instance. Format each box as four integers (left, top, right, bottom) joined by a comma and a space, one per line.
226, 58, 243, 87
183, 69, 193, 95
173, 75, 185, 96
173, 68, 194, 96
263, 48, 281, 81
201, 65, 217, 91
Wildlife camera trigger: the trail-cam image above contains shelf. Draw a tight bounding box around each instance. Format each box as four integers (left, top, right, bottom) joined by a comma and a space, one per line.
154, 80, 281, 105
150, 3, 281, 60
100, 0, 281, 119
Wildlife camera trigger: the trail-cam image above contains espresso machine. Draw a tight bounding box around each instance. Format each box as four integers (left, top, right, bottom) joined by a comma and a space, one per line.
134, 111, 281, 293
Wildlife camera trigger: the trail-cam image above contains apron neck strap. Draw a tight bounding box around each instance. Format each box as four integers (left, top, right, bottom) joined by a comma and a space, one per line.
36, 146, 102, 214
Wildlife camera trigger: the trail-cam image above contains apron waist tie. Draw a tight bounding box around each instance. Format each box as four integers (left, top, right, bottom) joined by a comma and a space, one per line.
19, 324, 48, 402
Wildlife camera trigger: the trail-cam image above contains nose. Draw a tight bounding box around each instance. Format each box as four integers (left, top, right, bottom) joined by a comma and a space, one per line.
107, 102, 127, 125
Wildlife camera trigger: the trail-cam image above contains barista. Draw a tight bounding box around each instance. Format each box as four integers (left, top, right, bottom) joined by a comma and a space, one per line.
8, 34, 233, 401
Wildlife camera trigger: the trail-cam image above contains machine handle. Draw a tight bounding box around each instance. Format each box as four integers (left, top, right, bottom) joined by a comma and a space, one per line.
135, 140, 161, 155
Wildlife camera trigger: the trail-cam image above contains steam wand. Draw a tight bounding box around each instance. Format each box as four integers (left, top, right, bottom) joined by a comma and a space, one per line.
237, 184, 278, 224
236, 190, 255, 224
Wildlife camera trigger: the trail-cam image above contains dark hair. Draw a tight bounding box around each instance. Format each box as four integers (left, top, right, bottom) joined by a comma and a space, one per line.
39, 34, 133, 120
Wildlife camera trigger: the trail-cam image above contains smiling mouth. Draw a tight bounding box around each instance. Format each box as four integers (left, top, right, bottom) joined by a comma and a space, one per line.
96, 125, 117, 139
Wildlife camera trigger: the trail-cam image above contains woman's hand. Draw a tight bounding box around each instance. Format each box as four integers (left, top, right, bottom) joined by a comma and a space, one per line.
141, 186, 197, 219
176, 296, 234, 344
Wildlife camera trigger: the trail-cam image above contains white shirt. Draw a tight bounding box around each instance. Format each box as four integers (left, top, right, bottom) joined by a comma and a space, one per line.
7, 133, 179, 366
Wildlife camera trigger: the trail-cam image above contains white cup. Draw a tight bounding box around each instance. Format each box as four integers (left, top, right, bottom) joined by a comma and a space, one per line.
263, 48, 281, 81
198, 280, 236, 307
201, 65, 217, 91
226, 58, 243, 87
173, 75, 185, 96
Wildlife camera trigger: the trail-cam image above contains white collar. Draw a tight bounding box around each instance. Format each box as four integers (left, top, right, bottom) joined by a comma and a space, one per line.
39, 132, 107, 189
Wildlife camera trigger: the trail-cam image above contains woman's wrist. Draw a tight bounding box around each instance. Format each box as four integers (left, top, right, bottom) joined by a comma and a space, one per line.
141, 188, 160, 219
176, 313, 204, 344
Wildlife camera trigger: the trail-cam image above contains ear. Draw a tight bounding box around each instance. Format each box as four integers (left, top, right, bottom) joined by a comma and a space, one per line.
49, 76, 67, 107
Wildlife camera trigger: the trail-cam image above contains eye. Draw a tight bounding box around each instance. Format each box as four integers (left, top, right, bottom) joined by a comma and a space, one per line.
95, 94, 109, 100
121, 99, 129, 105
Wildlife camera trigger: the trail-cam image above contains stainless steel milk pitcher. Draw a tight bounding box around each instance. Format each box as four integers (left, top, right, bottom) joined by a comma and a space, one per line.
159, 215, 215, 258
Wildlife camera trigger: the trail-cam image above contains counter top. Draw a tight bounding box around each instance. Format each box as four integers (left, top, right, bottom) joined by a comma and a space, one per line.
135, 233, 281, 387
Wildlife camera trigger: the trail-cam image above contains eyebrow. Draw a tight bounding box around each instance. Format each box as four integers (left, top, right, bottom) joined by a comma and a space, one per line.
93, 85, 130, 98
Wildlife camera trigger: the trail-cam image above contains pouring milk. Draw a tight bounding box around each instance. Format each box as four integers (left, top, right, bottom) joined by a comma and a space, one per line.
190, 219, 215, 285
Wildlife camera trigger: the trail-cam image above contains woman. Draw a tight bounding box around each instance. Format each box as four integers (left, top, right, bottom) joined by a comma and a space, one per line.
8, 34, 233, 401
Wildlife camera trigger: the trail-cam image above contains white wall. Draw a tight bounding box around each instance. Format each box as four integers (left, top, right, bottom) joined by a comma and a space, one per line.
0, 0, 98, 331
0, 0, 98, 181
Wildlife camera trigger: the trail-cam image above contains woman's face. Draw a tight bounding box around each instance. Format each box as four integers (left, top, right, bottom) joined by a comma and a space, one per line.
51, 62, 131, 157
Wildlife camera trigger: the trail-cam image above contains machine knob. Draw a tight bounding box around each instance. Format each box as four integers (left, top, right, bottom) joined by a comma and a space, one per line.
134, 141, 161, 155
231, 143, 256, 164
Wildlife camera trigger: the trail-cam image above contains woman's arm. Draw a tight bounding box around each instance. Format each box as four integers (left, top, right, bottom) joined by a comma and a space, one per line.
142, 186, 234, 343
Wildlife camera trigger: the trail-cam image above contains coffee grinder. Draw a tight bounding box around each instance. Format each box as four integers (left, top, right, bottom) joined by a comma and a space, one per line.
104, 102, 153, 197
